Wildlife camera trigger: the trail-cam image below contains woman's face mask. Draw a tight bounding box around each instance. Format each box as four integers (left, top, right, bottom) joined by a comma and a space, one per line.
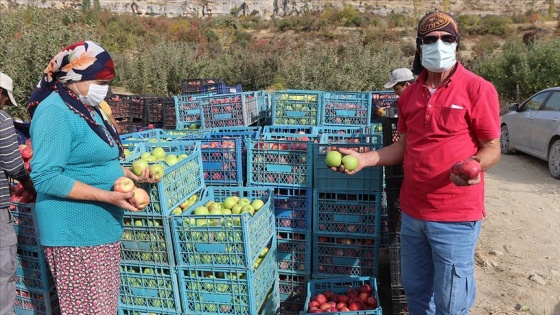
421, 40, 457, 73
74, 82, 109, 106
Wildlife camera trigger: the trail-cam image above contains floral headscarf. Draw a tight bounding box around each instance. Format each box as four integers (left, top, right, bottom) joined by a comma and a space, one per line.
27, 41, 123, 156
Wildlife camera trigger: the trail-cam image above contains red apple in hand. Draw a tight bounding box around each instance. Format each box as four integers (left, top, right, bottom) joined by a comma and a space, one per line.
113, 177, 135, 193
129, 187, 150, 210
451, 158, 481, 180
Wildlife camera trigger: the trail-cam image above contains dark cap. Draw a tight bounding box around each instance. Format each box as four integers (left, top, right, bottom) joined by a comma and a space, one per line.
412, 11, 460, 75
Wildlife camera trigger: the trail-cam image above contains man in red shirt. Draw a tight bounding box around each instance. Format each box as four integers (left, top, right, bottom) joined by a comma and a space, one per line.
335, 11, 501, 314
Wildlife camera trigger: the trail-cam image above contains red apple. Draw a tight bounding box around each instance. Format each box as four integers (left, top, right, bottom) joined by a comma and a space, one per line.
460, 158, 481, 180
366, 296, 377, 308
20, 146, 33, 160
315, 294, 327, 305
113, 177, 135, 193
308, 301, 320, 309
359, 284, 372, 294
129, 187, 150, 210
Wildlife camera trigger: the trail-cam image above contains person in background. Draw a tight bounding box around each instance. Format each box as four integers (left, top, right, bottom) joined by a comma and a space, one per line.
0, 72, 34, 315
376, 68, 416, 118
26, 41, 159, 315
334, 12, 501, 314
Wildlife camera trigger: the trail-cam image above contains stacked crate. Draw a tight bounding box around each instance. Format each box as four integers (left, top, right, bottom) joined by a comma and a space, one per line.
180, 78, 225, 95
312, 129, 384, 280
107, 94, 146, 133
170, 186, 279, 314
144, 97, 177, 129
381, 117, 408, 315
118, 141, 205, 314
270, 90, 322, 126
246, 126, 316, 313
11, 203, 60, 315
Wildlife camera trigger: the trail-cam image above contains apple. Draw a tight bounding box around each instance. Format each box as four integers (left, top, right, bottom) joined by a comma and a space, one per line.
194, 206, 209, 215
164, 154, 179, 166
171, 207, 183, 215
144, 155, 157, 162
149, 164, 165, 180
20, 146, 33, 160
113, 176, 135, 193
130, 188, 150, 210
237, 197, 251, 206
123, 149, 132, 157
141, 152, 152, 160
326, 151, 342, 167
223, 196, 237, 210
452, 158, 481, 180
240, 205, 254, 215
178, 153, 189, 161
208, 202, 222, 212
342, 155, 359, 171
231, 204, 242, 214
131, 159, 149, 176
251, 199, 264, 211
151, 147, 166, 160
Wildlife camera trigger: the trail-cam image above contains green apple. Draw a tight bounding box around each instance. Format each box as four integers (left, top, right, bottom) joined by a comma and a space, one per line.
141, 152, 152, 160
205, 200, 216, 208
188, 194, 198, 203
223, 197, 237, 210
342, 155, 359, 171
123, 149, 132, 157
151, 147, 166, 160
209, 208, 222, 215
194, 206, 209, 215
326, 151, 342, 167
189, 123, 199, 129
149, 138, 159, 142
131, 159, 149, 176
231, 204, 243, 214
240, 205, 254, 215
237, 197, 251, 206
259, 246, 269, 258
178, 153, 189, 161
251, 199, 265, 211
134, 219, 143, 226
171, 207, 182, 215
208, 202, 222, 212
221, 209, 232, 215
144, 155, 157, 162
149, 164, 165, 180
164, 154, 179, 166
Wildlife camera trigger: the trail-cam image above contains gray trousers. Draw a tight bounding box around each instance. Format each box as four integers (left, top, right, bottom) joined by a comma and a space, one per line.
0, 207, 16, 315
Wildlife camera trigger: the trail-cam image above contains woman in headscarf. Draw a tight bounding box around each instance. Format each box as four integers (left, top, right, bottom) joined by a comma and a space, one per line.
26, 40, 159, 314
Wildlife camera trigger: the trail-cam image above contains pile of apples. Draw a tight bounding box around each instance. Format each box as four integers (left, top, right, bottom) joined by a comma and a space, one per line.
306, 284, 378, 313
10, 139, 36, 204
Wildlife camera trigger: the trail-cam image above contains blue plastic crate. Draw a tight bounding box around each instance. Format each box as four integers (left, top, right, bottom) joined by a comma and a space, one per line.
177, 241, 277, 315
171, 186, 275, 269
174, 94, 204, 130
270, 90, 322, 126
316, 125, 368, 136
120, 141, 205, 216
312, 234, 380, 278
313, 190, 381, 237
118, 307, 178, 315
247, 137, 313, 187
14, 289, 59, 315
240, 91, 266, 126
279, 273, 309, 313
199, 92, 263, 129
10, 203, 40, 248
300, 277, 382, 315
277, 231, 311, 275
313, 136, 383, 192
321, 91, 372, 126
259, 280, 280, 315
15, 248, 55, 293
372, 90, 398, 113
271, 186, 312, 232
263, 125, 318, 135
119, 263, 181, 313
201, 82, 243, 94
197, 137, 243, 186
121, 214, 176, 266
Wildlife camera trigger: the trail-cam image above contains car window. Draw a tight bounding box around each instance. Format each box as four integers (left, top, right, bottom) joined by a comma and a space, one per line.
542, 92, 560, 112
523, 92, 550, 111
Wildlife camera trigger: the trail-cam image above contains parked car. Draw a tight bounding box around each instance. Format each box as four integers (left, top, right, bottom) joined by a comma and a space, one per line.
500, 87, 560, 179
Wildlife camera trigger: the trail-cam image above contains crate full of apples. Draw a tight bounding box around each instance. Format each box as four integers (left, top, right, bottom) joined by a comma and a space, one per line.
270, 90, 322, 126
171, 186, 275, 269
321, 91, 373, 126
119, 141, 204, 216
301, 277, 382, 314
199, 92, 258, 129
177, 241, 277, 315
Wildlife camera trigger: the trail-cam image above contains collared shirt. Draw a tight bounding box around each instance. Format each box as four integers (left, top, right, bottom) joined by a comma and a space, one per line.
397, 62, 501, 221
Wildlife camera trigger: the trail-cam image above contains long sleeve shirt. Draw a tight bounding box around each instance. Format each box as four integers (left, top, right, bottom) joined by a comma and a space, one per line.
0, 109, 29, 209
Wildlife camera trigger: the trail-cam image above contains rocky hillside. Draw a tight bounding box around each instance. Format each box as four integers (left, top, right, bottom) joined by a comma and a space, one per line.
0, 0, 555, 18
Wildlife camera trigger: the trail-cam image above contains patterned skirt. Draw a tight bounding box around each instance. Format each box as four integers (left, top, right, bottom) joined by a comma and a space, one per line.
44, 242, 121, 315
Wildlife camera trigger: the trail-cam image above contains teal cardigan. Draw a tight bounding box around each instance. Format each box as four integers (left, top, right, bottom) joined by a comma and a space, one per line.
30, 92, 125, 247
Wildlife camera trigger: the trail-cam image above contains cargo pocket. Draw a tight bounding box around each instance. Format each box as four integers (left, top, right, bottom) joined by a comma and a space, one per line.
450, 262, 475, 314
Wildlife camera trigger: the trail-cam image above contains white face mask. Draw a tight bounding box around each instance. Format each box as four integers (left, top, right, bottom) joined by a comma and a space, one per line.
421, 40, 457, 73
74, 82, 109, 106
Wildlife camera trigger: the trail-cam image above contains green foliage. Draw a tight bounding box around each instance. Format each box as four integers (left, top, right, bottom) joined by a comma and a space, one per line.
548, 0, 555, 19
457, 14, 482, 35
478, 15, 513, 36
473, 38, 560, 101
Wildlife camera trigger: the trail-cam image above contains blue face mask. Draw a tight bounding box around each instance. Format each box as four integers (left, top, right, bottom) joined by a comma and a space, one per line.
421, 40, 457, 73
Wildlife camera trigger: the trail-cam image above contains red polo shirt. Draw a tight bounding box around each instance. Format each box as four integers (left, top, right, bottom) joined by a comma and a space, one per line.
397, 63, 500, 222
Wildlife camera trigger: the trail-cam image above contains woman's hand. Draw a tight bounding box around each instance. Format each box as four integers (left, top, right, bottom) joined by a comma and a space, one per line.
107, 190, 144, 212
122, 166, 161, 184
